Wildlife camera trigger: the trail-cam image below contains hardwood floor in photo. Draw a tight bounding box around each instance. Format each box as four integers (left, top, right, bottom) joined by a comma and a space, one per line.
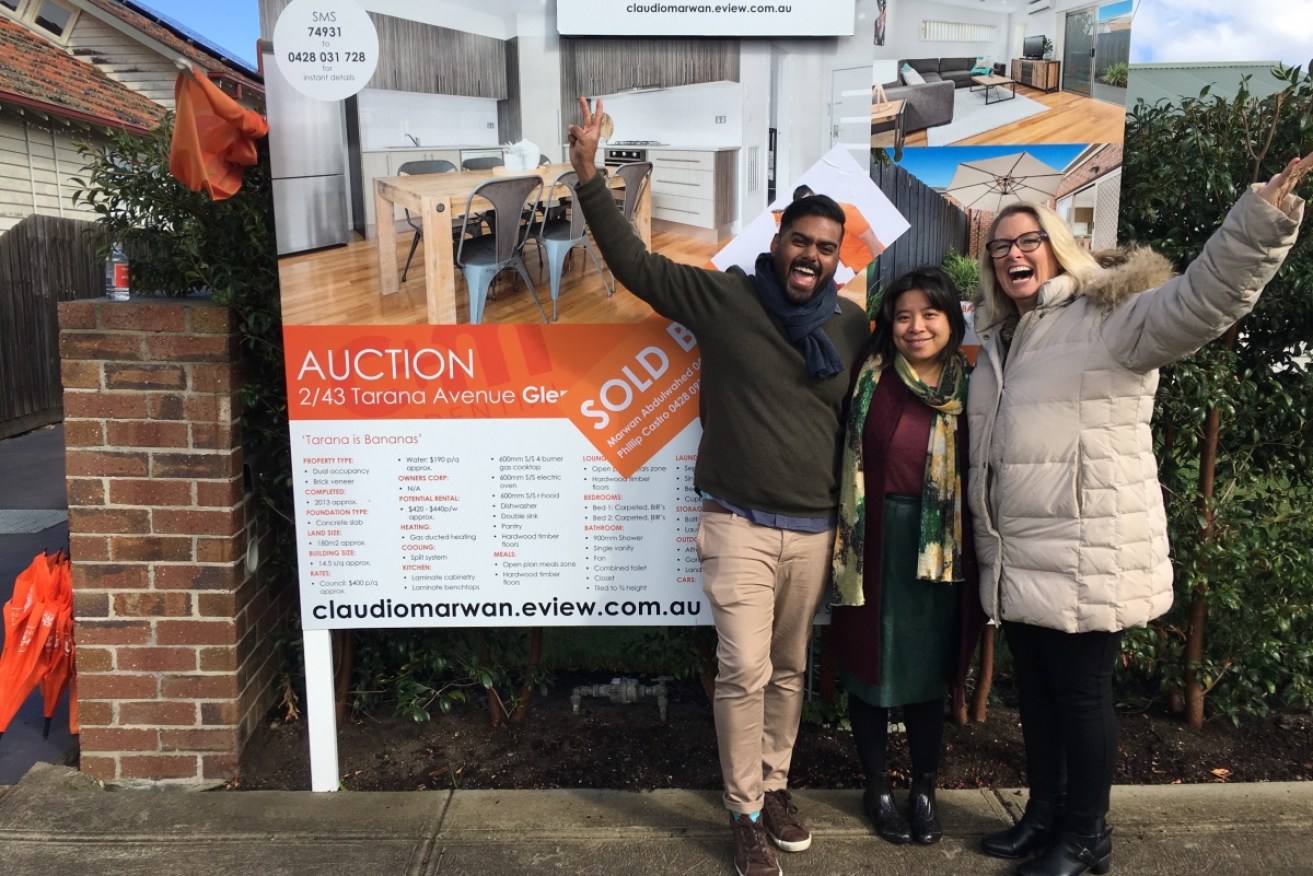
903, 86, 1126, 147
276, 228, 721, 326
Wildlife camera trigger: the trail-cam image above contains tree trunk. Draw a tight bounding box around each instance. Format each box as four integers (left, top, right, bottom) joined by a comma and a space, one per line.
332, 629, 353, 723
1183, 323, 1235, 729
480, 637, 506, 727
818, 624, 837, 705
969, 625, 995, 724
508, 627, 544, 724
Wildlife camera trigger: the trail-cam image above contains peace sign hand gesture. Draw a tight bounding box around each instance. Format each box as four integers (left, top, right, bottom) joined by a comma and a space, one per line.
568, 96, 605, 184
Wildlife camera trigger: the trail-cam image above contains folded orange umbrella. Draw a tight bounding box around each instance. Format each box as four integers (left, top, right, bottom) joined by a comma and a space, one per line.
39, 553, 75, 738
169, 61, 269, 200
0, 554, 56, 737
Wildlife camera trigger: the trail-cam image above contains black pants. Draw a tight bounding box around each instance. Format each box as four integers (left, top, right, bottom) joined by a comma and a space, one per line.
1004, 621, 1123, 834
848, 694, 944, 781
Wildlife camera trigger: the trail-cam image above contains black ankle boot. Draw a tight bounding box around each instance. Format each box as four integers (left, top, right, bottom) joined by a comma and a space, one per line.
1016, 822, 1112, 876
981, 795, 1062, 859
863, 778, 911, 844
907, 772, 941, 844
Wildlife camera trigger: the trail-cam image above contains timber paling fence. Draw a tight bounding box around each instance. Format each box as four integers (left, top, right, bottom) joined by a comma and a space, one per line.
0, 214, 102, 440
868, 160, 970, 303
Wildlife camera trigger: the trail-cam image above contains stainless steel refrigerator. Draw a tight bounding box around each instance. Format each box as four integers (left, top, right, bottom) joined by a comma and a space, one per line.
262, 46, 350, 255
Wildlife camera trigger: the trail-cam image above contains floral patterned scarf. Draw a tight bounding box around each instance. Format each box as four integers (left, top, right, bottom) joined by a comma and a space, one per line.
831, 351, 967, 606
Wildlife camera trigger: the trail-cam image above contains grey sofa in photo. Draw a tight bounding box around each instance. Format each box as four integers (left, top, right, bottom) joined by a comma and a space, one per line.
900, 57, 979, 89
878, 72, 954, 133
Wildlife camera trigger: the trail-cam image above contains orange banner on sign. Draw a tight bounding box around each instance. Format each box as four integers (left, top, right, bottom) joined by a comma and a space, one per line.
283, 317, 700, 476
561, 317, 700, 477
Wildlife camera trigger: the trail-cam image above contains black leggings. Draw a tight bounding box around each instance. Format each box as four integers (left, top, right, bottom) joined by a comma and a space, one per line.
1004, 621, 1123, 834
848, 694, 944, 780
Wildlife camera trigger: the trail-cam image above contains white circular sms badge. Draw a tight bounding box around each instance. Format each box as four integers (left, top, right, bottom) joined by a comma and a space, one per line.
272, 0, 379, 101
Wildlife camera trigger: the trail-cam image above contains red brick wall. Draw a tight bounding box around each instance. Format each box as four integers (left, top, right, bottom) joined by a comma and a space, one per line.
58, 298, 291, 786
1053, 144, 1124, 201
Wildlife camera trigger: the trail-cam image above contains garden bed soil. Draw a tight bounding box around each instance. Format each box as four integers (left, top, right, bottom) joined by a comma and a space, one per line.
231, 672, 1313, 792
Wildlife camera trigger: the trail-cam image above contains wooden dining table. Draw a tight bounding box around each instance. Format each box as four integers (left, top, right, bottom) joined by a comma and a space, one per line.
373, 163, 651, 324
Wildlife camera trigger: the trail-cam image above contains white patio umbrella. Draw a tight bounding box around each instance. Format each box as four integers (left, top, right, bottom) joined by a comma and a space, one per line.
944, 152, 1065, 213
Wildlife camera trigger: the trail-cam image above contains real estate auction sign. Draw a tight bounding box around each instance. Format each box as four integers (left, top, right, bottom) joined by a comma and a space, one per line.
556, 0, 856, 37
269, 0, 1130, 635
285, 319, 707, 629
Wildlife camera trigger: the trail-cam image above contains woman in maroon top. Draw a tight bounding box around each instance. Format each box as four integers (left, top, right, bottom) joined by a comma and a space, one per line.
831, 267, 982, 846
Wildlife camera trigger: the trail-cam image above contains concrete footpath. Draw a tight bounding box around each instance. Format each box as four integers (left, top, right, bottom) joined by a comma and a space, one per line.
1, 763, 1311, 876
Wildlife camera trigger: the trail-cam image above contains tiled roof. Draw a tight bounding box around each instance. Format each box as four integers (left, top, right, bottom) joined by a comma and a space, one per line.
0, 16, 163, 132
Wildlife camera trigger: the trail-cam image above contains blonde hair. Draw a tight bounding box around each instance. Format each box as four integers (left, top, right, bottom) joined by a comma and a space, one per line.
976, 202, 1101, 332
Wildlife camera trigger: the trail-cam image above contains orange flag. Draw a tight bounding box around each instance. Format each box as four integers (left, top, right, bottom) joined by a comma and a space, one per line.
169, 66, 269, 200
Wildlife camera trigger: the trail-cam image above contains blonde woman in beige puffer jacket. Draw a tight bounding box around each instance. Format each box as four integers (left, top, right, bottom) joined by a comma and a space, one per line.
966, 155, 1311, 876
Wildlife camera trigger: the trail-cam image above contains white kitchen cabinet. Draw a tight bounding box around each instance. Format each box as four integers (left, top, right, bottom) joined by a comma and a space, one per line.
648, 149, 737, 241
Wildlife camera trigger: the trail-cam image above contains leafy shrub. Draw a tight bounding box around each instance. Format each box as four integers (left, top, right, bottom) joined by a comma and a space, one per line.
1098, 62, 1129, 88
1120, 63, 1313, 724
939, 249, 979, 300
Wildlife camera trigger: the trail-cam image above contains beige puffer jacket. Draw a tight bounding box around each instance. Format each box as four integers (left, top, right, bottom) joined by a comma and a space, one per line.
968, 189, 1303, 633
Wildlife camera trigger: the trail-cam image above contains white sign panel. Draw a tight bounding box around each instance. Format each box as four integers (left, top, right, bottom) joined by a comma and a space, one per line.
557, 0, 856, 37
273, 0, 379, 100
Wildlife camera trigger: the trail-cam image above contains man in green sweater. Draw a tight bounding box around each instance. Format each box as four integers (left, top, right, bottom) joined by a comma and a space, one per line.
569, 98, 870, 876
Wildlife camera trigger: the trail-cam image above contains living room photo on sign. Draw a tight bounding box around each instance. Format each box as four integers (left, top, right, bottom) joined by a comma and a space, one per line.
870, 0, 1131, 148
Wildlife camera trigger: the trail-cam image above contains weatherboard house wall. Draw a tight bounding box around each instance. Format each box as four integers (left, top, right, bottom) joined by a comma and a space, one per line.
58, 298, 292, 786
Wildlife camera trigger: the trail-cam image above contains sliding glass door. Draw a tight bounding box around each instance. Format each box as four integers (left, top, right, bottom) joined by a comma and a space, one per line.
1063, 8, 1095, 97
1063, 1, 1133, 104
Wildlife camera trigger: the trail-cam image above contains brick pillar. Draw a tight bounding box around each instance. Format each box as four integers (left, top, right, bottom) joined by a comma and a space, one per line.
58, 299, 291, 787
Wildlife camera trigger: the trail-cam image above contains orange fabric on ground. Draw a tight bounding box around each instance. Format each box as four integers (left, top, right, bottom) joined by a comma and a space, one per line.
169, 69, 268, 200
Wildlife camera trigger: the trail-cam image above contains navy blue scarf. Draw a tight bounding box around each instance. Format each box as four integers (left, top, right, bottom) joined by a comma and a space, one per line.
752, 252, 844, 379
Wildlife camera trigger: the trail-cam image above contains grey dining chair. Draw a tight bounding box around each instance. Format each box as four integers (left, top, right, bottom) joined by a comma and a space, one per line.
455, 175, 547, 324
613, 161, 653, 231
397, 159, 458, 283
461, 156, 504, 171
533, 169, 611, 320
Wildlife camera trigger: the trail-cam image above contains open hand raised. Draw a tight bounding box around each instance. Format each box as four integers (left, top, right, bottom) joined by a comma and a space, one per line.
1258, 151, 1313, 209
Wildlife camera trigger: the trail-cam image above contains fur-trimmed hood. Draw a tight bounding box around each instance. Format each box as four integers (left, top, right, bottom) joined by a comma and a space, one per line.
1083, 246, 1177, 311
975, 245, 1177, 331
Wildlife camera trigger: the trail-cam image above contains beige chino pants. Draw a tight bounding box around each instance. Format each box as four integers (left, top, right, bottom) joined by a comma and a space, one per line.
697, 510, 834, 814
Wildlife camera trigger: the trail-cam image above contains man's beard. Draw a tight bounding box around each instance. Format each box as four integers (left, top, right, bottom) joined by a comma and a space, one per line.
776, 255, 826, 304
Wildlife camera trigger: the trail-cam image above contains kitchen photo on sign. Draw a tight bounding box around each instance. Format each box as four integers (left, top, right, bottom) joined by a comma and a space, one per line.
260, 0, 895, 327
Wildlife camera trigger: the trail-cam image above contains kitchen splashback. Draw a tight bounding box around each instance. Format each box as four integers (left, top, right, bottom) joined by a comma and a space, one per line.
356, 89, 500, 150
599, 81, 742, 146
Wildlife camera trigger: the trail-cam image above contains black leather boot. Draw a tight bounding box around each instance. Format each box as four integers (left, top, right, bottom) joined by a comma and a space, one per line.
1016, 821, 1112, 876
863, 777, 911, 844
981, 795, 1062, 859
907, 772, 942, 844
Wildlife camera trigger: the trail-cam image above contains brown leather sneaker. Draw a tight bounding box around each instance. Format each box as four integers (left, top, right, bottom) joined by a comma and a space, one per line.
762, 789, 813, 852
731, 814, 783, 876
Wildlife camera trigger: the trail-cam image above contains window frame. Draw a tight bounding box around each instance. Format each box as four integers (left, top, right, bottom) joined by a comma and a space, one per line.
0, 0, 81, 44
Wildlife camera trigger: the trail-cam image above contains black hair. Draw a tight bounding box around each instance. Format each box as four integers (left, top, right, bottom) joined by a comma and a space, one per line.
778, 192, 845, 236
869, 266, 966, 366
792, 183, 815, 200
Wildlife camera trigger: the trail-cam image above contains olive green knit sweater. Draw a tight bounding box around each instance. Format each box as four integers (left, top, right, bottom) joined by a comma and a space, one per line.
577, 174, 870, 517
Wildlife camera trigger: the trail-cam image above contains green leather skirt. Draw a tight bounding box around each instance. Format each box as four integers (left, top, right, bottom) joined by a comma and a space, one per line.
840, 493, 959, 708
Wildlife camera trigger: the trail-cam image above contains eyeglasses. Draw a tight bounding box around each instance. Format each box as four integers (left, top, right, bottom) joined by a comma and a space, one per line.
985, 231, 1049, 259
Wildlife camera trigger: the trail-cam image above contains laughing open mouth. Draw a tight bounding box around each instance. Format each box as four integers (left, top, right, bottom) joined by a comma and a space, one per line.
1007, 266, 1035, 282
790, 260, 819, 285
